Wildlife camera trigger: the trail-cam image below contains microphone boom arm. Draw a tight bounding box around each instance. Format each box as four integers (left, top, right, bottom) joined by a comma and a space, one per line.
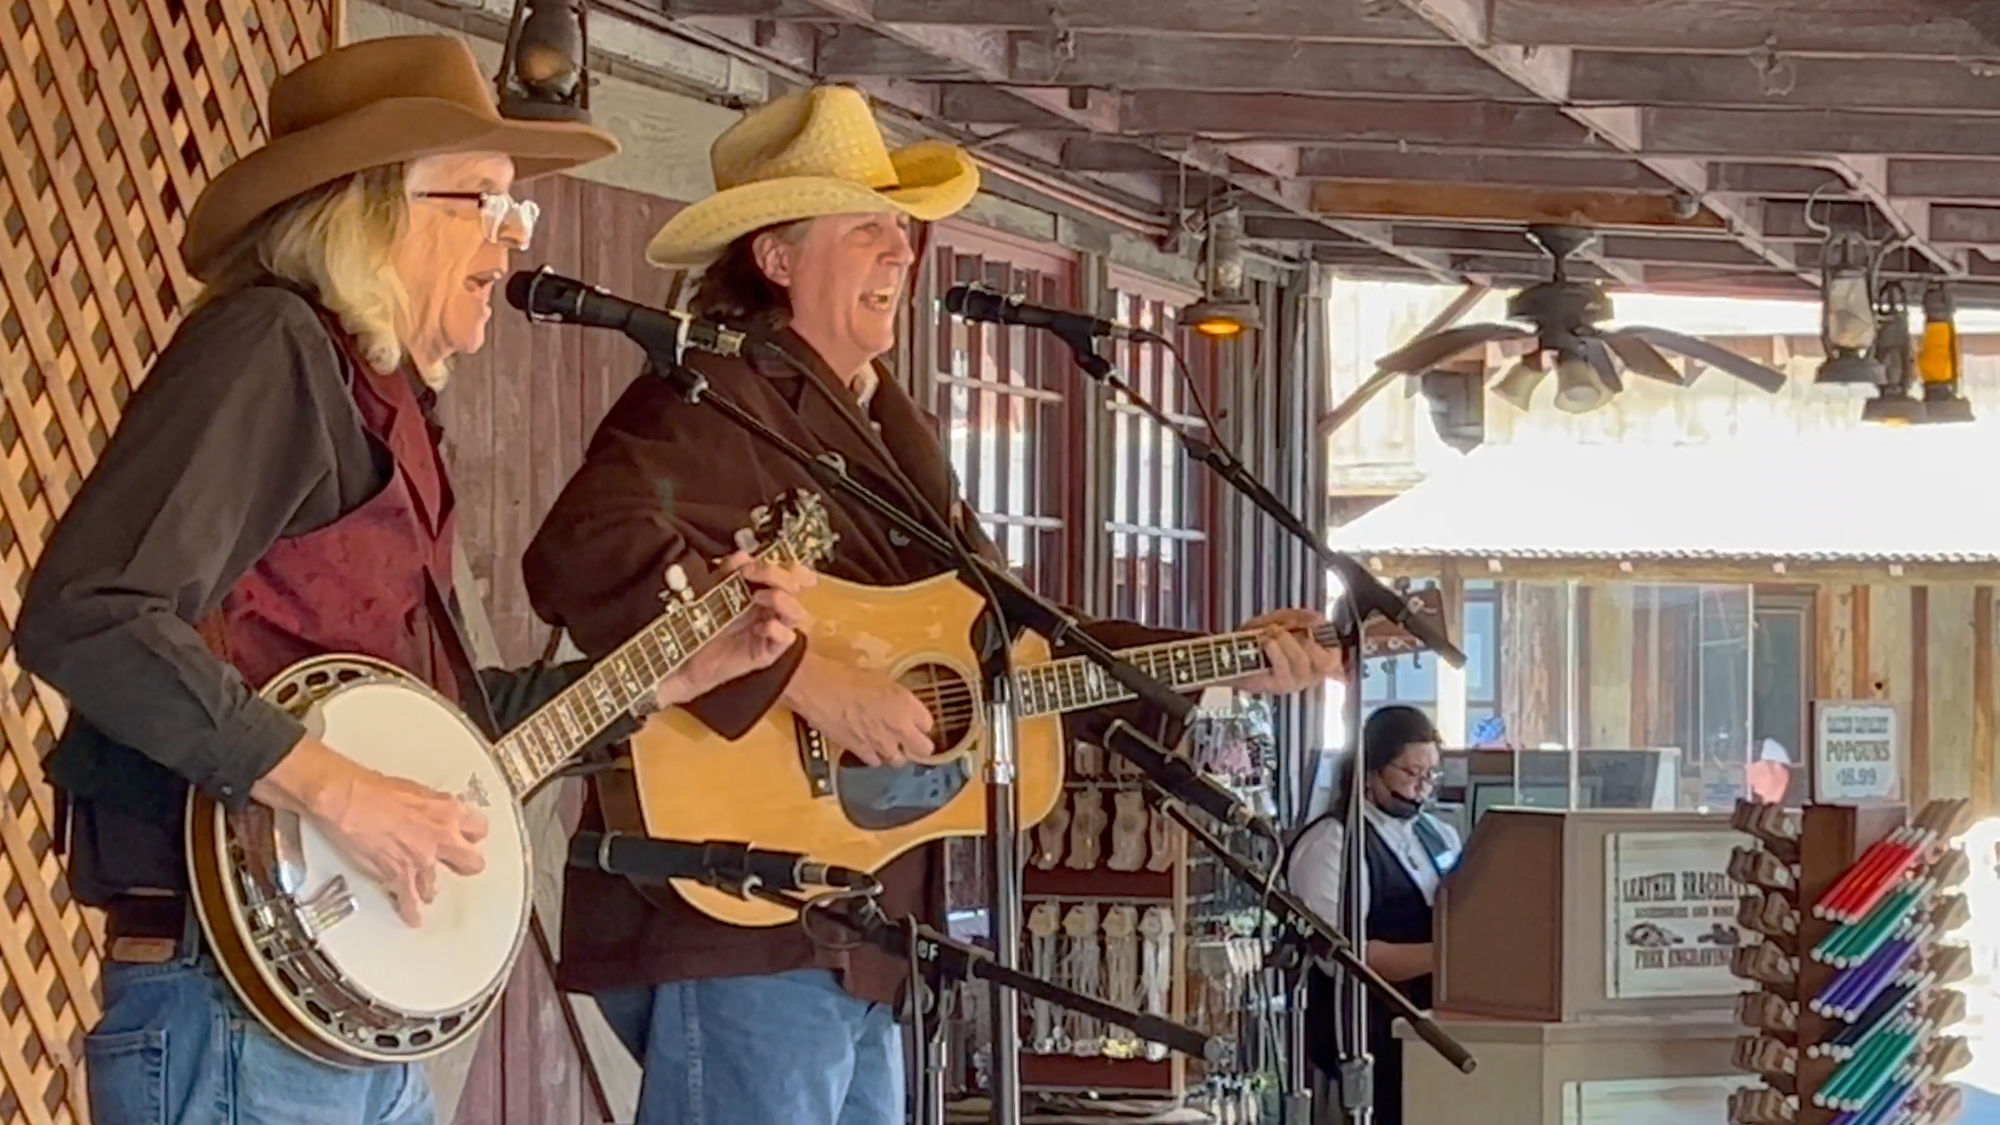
1056, 329, 1464, 669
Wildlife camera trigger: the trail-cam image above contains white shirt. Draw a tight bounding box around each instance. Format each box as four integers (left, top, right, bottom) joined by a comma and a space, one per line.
1287, 803, 1463, 934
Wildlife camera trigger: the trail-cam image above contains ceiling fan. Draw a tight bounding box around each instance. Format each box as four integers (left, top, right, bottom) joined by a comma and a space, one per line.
1377, 225, 1791, 413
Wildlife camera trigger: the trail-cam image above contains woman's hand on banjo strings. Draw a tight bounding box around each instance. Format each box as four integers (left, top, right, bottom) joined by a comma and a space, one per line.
255, 734, 489, 927
653, 552, 815, 708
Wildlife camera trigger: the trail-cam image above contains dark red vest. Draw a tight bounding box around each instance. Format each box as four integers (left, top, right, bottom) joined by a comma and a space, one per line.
199, 307, 462, 704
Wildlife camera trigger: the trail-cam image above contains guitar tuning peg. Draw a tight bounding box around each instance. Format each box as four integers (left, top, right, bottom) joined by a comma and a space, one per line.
665, 565, 694, 603
734, 526, 758, 553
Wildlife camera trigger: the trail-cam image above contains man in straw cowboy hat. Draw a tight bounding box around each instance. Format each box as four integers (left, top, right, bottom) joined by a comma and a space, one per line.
524, 84, 1341, 1124
17, 34, 810, 1123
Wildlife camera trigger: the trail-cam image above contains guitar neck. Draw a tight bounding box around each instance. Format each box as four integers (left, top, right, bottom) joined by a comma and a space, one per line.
493, 542, 796, 797
1016, 622, 1341, 719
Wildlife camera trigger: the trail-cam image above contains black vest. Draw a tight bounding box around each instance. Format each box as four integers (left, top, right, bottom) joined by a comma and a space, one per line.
1295, 811, 1451, 1124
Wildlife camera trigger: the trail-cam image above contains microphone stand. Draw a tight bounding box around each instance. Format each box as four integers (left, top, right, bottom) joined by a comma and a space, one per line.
1052, 328, 1465, 1125
629, 331, 1200, 1125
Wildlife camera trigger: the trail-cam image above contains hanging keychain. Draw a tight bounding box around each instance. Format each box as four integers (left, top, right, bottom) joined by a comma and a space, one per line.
1103, 905, 1141, 1057
1107, 789, 1150, 871
1061, 903, 1103, 1054
1033, 793, 1071, 870
1027, 901, 1062, 1053
1140, 906, 1175, 1061
1146, 803, 1180, 872
1066, 787, 1107, 870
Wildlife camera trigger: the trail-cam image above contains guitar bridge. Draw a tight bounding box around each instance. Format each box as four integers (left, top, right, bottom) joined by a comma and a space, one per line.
797, 718, 834, 797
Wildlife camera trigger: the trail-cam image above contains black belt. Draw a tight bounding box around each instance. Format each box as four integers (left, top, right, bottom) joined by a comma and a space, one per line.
102, 893, 195, 964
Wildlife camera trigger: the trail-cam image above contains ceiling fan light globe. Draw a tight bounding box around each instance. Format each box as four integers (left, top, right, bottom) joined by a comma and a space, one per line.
1490, 358, 1548, 409
1552, 355, 1609, 414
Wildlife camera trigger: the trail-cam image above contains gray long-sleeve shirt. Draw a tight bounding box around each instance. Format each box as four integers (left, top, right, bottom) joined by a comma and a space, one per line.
16, 285, 583, 901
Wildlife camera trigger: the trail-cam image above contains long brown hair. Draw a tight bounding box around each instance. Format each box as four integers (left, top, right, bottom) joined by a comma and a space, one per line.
687, 220, 806, 332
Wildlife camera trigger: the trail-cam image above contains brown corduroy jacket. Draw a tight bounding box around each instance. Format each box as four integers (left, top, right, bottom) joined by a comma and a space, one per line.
522, 326, 1184, 1006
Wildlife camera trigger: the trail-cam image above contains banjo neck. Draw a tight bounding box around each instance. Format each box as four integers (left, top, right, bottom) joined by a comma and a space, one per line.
491, 534, 811, 799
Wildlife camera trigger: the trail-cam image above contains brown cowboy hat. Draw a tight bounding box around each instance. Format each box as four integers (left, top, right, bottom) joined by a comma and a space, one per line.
181, 34, 618, 280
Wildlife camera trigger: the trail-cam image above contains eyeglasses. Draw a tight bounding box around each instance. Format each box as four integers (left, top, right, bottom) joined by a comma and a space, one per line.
1388, 762, 1444, 788
412, 191, 540, 249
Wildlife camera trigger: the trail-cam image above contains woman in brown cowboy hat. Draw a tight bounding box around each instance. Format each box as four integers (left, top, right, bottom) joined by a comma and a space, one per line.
16, 34, 809, 1124
523, 82, 1341, 1125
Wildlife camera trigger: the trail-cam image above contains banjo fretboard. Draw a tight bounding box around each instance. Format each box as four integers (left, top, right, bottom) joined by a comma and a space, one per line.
492, 529, 821, 798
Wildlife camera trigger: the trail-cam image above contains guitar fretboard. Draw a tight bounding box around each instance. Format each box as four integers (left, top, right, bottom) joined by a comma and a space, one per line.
493, 540, 801, 798
1014, 623, 1340, 718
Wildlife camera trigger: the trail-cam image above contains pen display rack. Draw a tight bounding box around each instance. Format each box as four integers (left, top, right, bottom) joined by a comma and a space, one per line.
1727, 799, 1972, 1125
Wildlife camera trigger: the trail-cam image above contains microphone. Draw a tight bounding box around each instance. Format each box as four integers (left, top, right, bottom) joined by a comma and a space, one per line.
1102, 719, 1277, 840
945, 284, 1164, 344
507, 268, 746, 359
569, 831, 878, 895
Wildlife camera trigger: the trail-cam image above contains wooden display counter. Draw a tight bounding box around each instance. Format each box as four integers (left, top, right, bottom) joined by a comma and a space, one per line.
1393, 808, 1755, 1125
1398, 1013, 1740, 1125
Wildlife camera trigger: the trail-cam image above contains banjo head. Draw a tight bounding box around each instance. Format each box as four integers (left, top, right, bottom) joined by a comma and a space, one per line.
193, 656, 531, 1065
298, 678, 531, 1016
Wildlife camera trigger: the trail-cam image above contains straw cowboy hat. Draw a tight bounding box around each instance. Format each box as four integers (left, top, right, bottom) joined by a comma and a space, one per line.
644, 85, 979, 268
181, 34, 618, 280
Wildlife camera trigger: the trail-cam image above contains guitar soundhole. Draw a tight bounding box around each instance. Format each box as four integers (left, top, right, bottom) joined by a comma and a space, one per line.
832, 662, 978, 832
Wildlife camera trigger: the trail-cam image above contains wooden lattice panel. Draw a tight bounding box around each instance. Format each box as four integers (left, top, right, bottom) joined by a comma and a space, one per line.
0, 0, 335, 1117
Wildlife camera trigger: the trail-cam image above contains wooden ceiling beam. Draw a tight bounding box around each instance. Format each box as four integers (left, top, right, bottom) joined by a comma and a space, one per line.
817, 25, 1008, 78
1009, 35, 1541, 99
1639, 106, 2000, 158
1889, 159, 2000, 201
1570, 51, 2000, 113
1490, 0, 2000, 57
1309, 180, 1726, 231
1300, 148, 1672, 192
868, 0, 1450, 40
1927, 205, 2000, 247
1123, 92, 1595, 147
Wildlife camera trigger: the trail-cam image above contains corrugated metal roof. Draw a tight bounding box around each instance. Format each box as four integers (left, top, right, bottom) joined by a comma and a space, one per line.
1325, 425, 2000, 565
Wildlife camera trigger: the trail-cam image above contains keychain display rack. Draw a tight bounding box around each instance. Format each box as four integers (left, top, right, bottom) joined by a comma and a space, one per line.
1727, 798, 1973, 1125
1013, 697, 1284, 1124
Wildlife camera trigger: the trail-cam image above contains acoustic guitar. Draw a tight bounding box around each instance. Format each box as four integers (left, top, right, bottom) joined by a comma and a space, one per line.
629, 575, 1447, 927
185, 491, 835, 1067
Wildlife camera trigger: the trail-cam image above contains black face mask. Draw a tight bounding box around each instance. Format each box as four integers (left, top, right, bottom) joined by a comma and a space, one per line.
1377, 791, 1425, 821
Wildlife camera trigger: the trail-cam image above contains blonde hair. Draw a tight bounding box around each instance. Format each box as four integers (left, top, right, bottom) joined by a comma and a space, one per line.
196, 165, 411, 377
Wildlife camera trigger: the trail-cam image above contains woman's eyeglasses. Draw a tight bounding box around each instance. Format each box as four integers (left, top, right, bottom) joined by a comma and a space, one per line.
1388, 762, 1444, 788
412, 191, 540, 250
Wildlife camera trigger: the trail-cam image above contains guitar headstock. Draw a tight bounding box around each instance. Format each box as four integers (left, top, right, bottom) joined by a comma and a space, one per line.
1359, 586, 1449, 661
742, 490, 839, 567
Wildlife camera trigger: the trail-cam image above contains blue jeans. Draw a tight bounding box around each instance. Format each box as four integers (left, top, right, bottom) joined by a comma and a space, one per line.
595, 969, 904, 1125
86, 952, 433, 1125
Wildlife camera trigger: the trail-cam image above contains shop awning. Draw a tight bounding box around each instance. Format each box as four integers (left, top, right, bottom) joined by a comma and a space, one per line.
1327, 424, 2000, 580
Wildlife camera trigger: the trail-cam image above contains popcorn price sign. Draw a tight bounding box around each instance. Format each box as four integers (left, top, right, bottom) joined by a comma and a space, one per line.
1812, 701, 1901, 802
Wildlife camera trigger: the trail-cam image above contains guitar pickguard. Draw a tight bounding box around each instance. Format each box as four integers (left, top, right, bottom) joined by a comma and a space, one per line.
834, 756, 976, 832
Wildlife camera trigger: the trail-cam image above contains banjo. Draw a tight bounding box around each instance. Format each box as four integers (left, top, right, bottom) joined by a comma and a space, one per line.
184, 490, 835, 1067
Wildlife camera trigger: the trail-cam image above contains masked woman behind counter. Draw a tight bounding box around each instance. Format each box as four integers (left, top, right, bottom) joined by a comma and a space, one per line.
1287, 705, 1463, 1125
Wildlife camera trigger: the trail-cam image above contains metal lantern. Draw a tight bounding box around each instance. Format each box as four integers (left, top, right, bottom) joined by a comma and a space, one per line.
1860, 282, 1924, 425
1180, 207, 1263, 337
1916, 280, 1975, 424
496, 0, 592, 122
1814, 229, 1884, 387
